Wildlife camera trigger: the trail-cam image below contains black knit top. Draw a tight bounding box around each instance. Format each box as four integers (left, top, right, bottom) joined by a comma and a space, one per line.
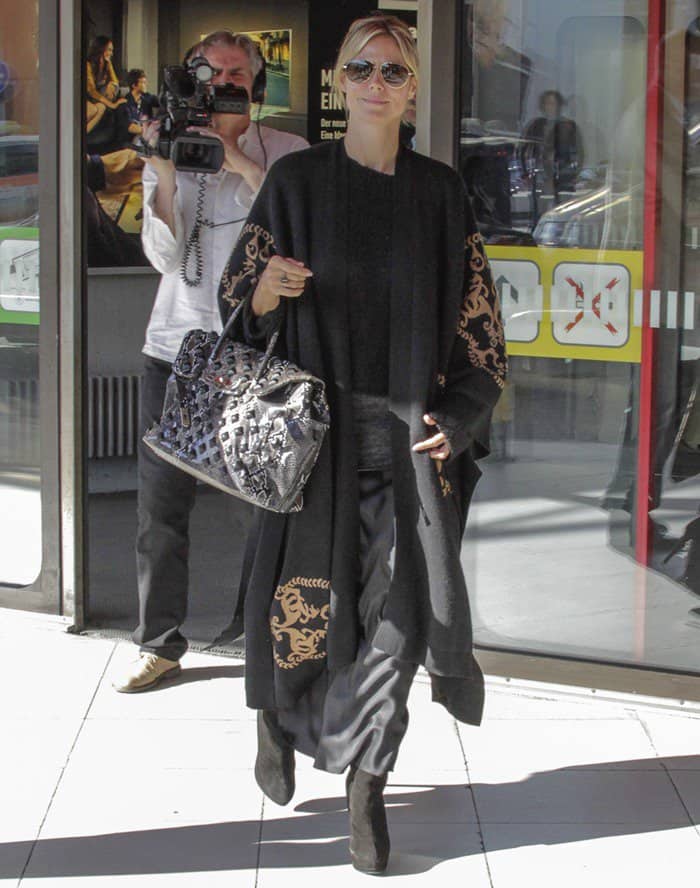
346, 154, 394, 397
345, 154, 394, 469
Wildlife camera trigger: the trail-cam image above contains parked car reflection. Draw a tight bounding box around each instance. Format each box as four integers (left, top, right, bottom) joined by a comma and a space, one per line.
0, 134, 39, 226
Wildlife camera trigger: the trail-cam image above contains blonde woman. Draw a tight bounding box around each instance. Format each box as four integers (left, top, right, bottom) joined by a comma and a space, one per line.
219, 13, 506, 873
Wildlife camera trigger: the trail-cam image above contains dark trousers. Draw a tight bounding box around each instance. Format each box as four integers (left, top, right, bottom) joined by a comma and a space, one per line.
133, 356, 198, 660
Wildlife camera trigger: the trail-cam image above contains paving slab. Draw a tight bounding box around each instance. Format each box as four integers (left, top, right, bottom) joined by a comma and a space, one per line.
23, 769, 263, 882
458, 717, 660, 781
662, 770, 700, 822
482, 823, 700, 888
471, 769, 690, 825
0, 631, 114, 721
639, 712, 700, 766
66, 717, 258, 775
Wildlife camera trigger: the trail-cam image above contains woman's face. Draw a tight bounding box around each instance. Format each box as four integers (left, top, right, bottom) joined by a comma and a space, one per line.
340, 34, 416, 129
103, 41, 114, 61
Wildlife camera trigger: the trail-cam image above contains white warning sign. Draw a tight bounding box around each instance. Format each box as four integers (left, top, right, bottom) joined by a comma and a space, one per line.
551, 262, 630, 348
0, 239, 40, 313
490, 258, 542, 343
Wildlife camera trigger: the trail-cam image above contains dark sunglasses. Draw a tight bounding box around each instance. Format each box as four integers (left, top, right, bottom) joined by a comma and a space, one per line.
343, 59, 414, 88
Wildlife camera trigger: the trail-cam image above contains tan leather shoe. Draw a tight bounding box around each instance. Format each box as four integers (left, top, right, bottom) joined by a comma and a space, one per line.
112, 653, 181, 693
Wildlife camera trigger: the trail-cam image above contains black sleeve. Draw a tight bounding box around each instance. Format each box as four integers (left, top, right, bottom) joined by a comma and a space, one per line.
430, 197, 507, 459
217, 164, 281, 326
241, 298, 284, 346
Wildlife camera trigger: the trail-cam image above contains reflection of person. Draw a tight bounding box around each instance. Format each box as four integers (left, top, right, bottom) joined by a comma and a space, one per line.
522, 90, 583, 195
124, 69, 159, 136
111, 31, 308, 694
217, 14, 506, 874
460, 0, 531, 231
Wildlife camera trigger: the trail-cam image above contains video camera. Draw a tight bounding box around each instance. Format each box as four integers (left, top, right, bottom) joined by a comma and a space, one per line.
145, 56, 250, 174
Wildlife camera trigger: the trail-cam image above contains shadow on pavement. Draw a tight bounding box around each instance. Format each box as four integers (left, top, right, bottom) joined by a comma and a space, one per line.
4, 755, 699, 878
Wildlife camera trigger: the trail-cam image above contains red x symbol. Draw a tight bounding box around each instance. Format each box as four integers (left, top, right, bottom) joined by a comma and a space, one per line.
563, 277, 619, 334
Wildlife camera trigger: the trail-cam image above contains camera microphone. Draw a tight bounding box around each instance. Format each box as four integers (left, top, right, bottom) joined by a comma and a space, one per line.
163, 66, 196, 99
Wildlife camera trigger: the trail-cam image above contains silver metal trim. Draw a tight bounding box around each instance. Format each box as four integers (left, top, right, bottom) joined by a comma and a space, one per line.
58, 0, 85, 626
416, 0, 458, 164
477, 648, 700, 703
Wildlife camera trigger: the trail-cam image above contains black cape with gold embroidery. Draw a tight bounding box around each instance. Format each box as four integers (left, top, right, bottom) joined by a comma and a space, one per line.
218, 140, 506, 725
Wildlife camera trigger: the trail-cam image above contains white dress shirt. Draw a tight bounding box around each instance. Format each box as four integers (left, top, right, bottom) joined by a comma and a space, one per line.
141, 124, 308, 363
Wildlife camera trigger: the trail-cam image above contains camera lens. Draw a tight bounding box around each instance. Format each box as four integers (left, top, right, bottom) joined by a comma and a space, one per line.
182, 143, 207, 160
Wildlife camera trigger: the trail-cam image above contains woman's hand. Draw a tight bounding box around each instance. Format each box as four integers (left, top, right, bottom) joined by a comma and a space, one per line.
251, 255, 313, 316
412, 414, 451, 461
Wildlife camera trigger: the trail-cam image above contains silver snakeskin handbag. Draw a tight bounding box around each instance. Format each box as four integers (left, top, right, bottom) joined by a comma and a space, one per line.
143, 299, 330, 513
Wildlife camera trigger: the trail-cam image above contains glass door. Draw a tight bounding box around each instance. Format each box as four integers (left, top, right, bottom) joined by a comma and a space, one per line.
0, 0, 62, 613
457, 0, 700, 679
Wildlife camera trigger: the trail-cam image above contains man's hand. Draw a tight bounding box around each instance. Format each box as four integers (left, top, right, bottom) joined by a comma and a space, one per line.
187, 128, 263, 192
251, 256, 313, 316
412, 414, 452, 461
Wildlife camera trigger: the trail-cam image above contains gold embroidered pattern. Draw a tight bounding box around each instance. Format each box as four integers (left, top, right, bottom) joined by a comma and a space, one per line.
220, 223, 275, 307
435, 459, 453, 497
270, 576, 331, 670
458, 233, 507, 389
437, 373, 447, 389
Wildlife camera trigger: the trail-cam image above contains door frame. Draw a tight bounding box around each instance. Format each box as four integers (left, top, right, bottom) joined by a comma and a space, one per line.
0, 0, 67, 615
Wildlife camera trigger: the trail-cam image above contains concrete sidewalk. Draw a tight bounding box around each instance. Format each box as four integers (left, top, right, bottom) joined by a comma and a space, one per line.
2, 608, 700, 887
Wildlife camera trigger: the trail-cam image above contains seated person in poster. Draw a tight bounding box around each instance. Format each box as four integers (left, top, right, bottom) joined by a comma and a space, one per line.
125, 69, 160, 137
86, 35, 130, 150
112, 30, 308, 693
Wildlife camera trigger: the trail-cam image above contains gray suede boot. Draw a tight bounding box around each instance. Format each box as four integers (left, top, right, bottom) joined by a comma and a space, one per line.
346, 767, 390, 874
254, 710, 295, 805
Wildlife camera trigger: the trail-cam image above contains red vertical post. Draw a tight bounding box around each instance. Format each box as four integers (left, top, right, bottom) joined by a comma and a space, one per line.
636, 0, 666, 567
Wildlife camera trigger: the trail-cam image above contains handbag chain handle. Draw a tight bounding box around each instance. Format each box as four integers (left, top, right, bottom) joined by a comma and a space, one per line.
210, 295, 282, 383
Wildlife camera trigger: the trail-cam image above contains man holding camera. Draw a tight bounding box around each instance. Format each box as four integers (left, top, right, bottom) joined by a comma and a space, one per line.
113, 31, 308, 693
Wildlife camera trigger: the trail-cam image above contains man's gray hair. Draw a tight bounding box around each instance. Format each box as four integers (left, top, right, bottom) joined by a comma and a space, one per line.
196, 31, 263, 77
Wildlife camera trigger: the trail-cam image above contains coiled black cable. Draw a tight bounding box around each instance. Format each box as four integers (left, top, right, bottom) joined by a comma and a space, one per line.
180, 175, 248, 288
180, 124, 268, 288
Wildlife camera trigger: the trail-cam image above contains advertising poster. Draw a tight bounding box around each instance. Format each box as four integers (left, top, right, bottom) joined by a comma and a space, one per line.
307, 1, 374, 145
243, 30, 292, 116
307, 2, 417, 145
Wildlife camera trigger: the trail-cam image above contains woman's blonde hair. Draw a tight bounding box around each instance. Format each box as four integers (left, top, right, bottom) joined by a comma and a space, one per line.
332, 13, 419, 111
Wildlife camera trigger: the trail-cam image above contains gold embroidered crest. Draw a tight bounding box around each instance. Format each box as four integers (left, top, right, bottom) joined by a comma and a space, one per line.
220, 223, 275, 307
458, 233, 507, 389
270, 576, 331, 670
435, 459, 453, 497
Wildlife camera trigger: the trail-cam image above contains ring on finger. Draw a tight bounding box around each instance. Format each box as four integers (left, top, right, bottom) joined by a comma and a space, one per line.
280, 274, 289, 284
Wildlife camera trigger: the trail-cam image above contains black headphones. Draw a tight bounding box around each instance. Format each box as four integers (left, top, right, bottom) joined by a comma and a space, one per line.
251, 52, 266, 105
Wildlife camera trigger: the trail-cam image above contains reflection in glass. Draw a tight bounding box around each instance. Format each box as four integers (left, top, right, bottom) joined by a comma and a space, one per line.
460, 1, 700, 674
0, 3, 41, 586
